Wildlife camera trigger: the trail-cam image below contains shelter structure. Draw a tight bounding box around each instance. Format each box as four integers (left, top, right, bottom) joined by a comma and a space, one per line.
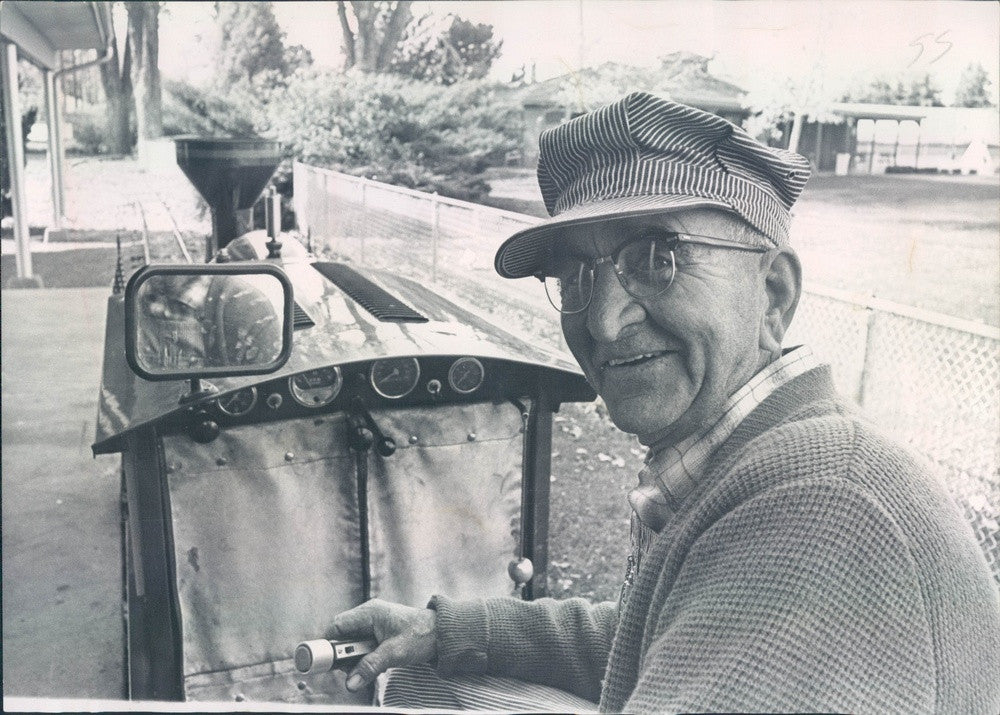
778, 103, 1000, 175
0, 0, 113, 287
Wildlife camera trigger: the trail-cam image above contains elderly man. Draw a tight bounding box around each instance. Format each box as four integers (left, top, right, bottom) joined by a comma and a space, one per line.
328, 93, 1000, 713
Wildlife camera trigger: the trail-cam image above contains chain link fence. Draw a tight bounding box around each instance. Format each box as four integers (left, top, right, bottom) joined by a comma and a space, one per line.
294, 162, 1000, 580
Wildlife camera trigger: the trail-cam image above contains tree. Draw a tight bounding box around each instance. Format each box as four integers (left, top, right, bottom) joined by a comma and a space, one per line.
337, 1, 413, 73
214, 2, 287, 88
98, 26, 133, 154
390, 14, 503, 85
954, 63, 994, 107
126, 1, 163, 146
842, 74, 944, 107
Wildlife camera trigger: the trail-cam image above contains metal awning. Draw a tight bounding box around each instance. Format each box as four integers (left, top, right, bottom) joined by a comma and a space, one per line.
830, 102, 930, 123
1, 1, 114, 286
1, 1, 112, 68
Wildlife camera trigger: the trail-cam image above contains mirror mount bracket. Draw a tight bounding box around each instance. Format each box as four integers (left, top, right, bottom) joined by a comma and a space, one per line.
179, 378, 219, 406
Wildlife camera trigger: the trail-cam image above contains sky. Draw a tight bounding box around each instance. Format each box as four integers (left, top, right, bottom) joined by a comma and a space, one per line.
159, 1, 999, 104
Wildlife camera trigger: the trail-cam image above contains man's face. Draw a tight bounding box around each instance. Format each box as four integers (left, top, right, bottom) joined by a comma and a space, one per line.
558, 209, 769, 447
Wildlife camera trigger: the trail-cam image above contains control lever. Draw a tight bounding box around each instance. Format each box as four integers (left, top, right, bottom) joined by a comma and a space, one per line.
349, 397, 395, 457
346, 397, 395, 604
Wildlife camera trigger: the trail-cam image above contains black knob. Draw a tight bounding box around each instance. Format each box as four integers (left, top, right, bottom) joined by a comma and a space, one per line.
376, 436, 396, 457
350, 426, 374, 452
189, 411, 220, 443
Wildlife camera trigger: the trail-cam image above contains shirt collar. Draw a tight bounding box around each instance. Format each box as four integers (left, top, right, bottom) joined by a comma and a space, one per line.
628, 346, 820, 532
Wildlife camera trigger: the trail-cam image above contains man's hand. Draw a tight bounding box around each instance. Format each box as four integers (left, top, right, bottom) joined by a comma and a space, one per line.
328, 598, 437, 691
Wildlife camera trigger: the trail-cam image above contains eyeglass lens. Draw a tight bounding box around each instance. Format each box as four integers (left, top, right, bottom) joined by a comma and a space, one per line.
543, 235, 676, 314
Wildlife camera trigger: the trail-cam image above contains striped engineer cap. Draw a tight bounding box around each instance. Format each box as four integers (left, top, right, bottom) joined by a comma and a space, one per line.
494, 91, 811, 279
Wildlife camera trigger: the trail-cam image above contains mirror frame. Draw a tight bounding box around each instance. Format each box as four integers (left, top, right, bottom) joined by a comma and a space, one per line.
123, 262, 295, 381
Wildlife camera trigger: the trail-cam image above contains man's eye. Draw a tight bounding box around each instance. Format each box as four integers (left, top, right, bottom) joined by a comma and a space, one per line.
620, 240, 672, 273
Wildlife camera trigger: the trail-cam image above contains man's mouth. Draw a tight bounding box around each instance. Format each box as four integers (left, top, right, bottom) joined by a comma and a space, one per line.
601, 350, 673, 370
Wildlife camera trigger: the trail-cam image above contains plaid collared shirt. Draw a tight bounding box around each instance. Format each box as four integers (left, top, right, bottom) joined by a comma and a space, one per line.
621, 346, 821, 607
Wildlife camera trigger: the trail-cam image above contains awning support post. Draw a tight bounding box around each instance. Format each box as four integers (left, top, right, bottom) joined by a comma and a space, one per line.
1, 40, 34, 283
44, 62, 65, 229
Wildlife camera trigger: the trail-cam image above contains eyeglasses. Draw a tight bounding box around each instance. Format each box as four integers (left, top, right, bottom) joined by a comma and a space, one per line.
538, 230, 767, 314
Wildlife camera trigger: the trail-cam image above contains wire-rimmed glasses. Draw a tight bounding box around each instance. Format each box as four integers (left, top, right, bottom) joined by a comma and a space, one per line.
539, 230, 768, 314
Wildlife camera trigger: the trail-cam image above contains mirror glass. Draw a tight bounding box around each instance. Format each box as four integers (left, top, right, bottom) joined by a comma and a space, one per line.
126, 265, 292, 379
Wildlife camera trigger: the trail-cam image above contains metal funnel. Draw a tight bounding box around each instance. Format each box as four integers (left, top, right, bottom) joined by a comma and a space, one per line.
174, 137, 282, 260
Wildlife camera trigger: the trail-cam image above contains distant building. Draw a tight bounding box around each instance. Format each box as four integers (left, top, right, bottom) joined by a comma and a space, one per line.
507, 53, 749, 166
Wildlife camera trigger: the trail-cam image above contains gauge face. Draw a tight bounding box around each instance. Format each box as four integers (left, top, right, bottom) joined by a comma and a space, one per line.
289, 366, 343, 407
448, 357, 485, 394
370, 357, 421, 399
217, 387, 258, 417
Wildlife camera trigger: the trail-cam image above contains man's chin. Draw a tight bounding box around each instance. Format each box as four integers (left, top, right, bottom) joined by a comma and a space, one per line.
604, 399, 685, 444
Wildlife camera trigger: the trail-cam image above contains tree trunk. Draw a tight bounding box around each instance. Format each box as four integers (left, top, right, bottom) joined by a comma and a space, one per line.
336, 1, 357, 70
340, 1, 412, 72
98, 32, 133, 155
126, 1, 162, 145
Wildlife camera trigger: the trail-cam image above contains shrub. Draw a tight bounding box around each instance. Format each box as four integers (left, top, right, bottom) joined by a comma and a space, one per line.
66, 112, 108, 155
262, 69, 522, 201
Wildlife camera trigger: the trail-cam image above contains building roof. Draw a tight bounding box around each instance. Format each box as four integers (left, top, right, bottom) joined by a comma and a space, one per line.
518, 53, 747, 114
0, 1, 113, 69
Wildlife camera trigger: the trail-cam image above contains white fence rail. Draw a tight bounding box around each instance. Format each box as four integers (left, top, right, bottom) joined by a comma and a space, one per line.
293, 162, 1000, 578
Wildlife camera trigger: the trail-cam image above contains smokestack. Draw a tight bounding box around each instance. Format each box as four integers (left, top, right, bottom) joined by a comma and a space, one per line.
174, 137, 282, 260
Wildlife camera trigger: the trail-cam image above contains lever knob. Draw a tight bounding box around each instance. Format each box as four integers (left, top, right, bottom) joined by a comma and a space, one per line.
508, 557, 534, 585
349, 426, 374, 452
189, 411, 220, 444
376, 436, 396, 457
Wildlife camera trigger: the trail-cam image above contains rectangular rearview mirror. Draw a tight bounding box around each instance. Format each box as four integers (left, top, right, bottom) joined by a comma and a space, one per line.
124, 263, 294, 381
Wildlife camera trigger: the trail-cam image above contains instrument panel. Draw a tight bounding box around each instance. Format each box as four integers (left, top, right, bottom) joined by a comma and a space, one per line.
199, 354, 557, 429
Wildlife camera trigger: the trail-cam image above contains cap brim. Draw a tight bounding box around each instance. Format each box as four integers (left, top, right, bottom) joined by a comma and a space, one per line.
494, 194, 734, 278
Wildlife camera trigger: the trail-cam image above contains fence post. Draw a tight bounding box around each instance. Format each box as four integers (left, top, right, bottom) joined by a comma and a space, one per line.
855, 306, 879, 407
431, 192, 440, 282
360, 179, 367, 265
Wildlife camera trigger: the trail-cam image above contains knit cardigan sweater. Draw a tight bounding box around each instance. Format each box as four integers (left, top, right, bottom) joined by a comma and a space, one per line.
430, 366, 1000, 713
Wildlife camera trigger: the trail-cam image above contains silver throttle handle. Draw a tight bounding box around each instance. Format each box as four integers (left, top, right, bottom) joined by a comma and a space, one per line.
294, 639, 378, 675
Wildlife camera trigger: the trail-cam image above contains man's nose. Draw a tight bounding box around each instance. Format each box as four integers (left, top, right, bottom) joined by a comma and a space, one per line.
586, 262, 644, 343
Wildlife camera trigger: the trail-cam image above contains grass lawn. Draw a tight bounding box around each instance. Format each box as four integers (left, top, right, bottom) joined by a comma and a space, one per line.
1, 247, 119, 289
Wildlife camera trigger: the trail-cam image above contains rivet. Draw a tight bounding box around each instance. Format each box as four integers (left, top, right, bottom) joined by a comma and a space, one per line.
216, 456, 228, 466
467, 432, 476, 442
234, 694, 244, 702
409, 435, 419, 445
284, 452, 295, 462
267, 393, 283, 409
297, 681, 306, 691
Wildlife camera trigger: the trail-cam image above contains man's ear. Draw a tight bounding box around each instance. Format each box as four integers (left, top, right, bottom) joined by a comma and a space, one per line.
759, 248, 801, 353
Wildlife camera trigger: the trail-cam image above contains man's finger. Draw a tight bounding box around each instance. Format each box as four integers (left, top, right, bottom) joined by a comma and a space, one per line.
328, 604, 376, 641
344, 645, 392, 691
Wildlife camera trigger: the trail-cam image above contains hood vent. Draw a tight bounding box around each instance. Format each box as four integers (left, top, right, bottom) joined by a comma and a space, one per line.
312, 262, 428, 323
292, 302, 315, 330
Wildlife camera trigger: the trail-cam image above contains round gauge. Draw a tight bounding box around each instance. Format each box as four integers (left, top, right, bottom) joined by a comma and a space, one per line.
448, 357, 485, 395
289, 366, 343, 408
370, 357, 421, 399
217, 387, 258, 417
